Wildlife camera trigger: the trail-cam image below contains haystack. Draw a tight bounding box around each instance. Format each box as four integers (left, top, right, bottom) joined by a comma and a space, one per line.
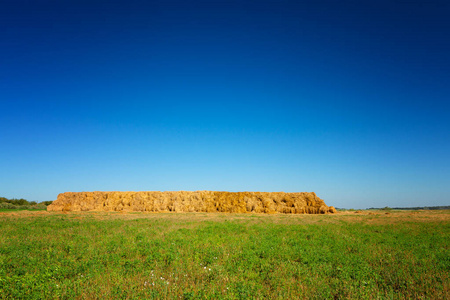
47, 191, 336, 214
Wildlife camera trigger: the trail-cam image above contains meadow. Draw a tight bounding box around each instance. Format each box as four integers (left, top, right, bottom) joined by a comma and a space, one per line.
0, 210, 448, 299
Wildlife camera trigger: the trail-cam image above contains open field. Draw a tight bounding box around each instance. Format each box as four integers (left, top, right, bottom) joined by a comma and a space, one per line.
0, 210, 449, 299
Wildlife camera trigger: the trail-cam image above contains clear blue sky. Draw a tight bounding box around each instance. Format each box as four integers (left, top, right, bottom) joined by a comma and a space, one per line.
1, 0, 449, 208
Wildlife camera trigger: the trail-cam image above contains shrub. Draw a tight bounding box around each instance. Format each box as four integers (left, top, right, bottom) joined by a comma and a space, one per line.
0, 197, 48, 210
0, 202, 17, 209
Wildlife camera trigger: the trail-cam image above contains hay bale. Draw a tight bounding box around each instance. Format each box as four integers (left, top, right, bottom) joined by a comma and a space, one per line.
47, 191, 336, 214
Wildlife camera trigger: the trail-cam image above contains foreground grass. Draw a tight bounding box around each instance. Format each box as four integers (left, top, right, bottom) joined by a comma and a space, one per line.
0, 211, 448, 299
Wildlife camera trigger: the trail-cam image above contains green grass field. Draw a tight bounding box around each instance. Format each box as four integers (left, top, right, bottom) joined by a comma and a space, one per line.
0, 210, 448, 299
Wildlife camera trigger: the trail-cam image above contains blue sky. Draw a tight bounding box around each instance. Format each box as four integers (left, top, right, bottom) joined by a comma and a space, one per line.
1, 0, 449, 208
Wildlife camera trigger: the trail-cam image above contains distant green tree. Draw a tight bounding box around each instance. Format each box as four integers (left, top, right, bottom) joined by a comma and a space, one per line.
0, 196, 48, 210
0, 197, 31, 206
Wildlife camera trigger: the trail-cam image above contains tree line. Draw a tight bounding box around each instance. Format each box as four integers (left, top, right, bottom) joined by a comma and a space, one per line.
0, 197, 52, 209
